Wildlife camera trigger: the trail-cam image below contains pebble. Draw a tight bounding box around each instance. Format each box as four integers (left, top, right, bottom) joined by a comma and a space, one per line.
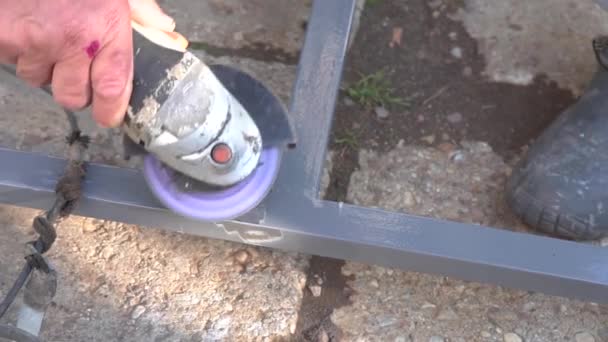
375, 106, 390, 119
308, 284, 322, 297
131, 305, 146, 320
437, 143, 455, 153
574, 332, 596, 342
369, 279, 379, 288
429, 336, 445, 342
421, 135, 436, 144
450, 47, 463, 59
504, 332, 523, 342
449, 32, 458, 40
233, 250, 249, 264
344, 97, 355, 106
318, 329, 329, 342
449, 150, 465, 162
523, 302, 535, 312
481, 331, 492, 338
447, 112, 463, 124
82, 222, 101, 233
403, 191, 416, 207
233, 31, 244, 41
463, 66, 473, 77
437, 308, 458, 320
102, 246, 115, 260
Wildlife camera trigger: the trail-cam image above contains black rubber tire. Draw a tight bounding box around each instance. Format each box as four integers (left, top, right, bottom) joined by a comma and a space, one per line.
505, 66, 608, 241
506, 171, 603, 241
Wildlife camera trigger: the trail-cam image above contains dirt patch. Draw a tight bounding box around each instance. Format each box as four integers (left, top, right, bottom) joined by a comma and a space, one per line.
327, 0, 577, 201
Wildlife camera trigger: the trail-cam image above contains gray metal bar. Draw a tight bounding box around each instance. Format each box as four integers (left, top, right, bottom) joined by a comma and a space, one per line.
0, 147, 607, 304
270, 0, 356, 201
1, 0, 607, 308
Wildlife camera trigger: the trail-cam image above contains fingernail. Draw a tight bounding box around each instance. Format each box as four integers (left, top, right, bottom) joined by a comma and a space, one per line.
161, 14, 176, 31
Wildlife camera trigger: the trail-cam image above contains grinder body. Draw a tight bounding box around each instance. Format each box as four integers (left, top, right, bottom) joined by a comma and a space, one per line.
121, 24, 295, 221
124, 26, 263, 188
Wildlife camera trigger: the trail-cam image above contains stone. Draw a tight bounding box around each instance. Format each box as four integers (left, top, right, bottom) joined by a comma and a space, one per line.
233, 250, 249, 264
575, 332, 596, 342
422, 302, 437, 309
447, 112, 463, 123
403, 191, 417, 207
131, 305, 146, 320
421, 135, 436, 144
309, 284, 322, 297
504, 332, 523, 342
375, 106, 390, 119
318, 329, 330, 342
429, 336, 445, 342
450, 47, 463, 59
463, 66, 473, 77
437, 143, 456, 153
437, 308, 458, 321
82, 221, 101, 233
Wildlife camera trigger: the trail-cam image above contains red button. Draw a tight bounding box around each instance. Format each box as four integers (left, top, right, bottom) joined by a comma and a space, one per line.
211, 143, 232, 164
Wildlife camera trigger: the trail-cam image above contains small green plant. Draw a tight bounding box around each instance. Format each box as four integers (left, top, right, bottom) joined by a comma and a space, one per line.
334, 130, 359, 149
346, 70, 406, 108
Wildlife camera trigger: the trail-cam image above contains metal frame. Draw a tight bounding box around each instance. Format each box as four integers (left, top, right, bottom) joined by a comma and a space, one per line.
1, 0, 608, 304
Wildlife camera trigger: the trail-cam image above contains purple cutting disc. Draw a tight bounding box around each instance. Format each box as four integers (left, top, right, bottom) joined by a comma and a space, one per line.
143, 147, 281, 221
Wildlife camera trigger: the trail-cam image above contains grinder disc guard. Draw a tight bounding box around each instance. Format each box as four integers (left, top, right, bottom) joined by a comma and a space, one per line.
143, 64, 295, 221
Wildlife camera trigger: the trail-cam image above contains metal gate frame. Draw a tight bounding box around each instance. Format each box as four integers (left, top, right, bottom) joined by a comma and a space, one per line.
1, 0, 607, 304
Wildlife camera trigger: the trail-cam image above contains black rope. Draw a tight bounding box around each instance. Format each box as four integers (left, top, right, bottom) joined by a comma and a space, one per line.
0, 65, 90, 336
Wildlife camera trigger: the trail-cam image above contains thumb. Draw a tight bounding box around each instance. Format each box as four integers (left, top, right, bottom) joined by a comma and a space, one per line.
129, 0, 176, 32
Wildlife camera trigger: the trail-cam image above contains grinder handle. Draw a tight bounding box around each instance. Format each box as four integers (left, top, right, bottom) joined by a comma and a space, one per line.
127, 21, 190, 125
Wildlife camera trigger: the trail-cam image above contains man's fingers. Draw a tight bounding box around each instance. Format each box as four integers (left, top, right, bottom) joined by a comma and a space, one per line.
129, 0, 175, 32
51, 56, 93, 111
90, 20, 133, 128
15, 55, 54, 87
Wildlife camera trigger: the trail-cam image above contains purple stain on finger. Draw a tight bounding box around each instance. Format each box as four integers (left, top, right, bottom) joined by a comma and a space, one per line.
85, 40, 100, 58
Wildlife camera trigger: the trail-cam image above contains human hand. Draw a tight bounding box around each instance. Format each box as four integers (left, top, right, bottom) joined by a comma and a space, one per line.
0, 0, 185, 127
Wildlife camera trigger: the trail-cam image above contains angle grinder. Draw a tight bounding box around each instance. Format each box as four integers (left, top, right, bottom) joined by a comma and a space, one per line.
124, 21, 295, 222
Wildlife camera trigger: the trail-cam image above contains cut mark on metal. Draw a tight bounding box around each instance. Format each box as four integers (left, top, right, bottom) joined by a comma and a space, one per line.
219, 222, 283, 244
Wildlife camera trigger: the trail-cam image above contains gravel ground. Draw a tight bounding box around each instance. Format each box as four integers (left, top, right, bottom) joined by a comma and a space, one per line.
0, 206, 309, 341
331, 141, 608, 342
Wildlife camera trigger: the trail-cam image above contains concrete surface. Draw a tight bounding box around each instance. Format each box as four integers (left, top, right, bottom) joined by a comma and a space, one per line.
331, 142, 607, 342
158, 0, 312, 56
450, 0, 608, 95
